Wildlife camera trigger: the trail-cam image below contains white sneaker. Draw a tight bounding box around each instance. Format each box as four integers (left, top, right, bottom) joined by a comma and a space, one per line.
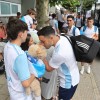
80, 66, 84, 75
87, 66, 91, 74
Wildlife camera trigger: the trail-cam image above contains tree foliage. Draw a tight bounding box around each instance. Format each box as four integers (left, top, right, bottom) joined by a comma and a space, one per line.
49, 0, 80, 11
49, 0, 96, 11
82, 0, 96, 10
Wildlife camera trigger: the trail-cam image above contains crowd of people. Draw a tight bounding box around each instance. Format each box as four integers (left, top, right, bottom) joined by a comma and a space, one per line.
0, 8, 99, 100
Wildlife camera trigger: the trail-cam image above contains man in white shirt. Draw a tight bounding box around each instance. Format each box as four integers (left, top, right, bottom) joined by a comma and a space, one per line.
80, 17, 99, 74
67, 15, 80, 37
75, 14, 82, 30
37, 26, 80, 100
4, 19, 35, 100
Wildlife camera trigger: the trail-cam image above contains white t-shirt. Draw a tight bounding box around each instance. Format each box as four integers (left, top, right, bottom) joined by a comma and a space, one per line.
24, 15, 33, 31
4, 42, 33, 100
81, 25, 99, 38
57, 12, 64, 22
86, 10, 91, 18
75, 18, 82, 27
49, 36, 80, 89
67, 25, 80, 37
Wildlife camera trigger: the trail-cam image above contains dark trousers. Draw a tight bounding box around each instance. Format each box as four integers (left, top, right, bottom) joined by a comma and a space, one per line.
59, 85, 78, 100
58, 21, 64, 31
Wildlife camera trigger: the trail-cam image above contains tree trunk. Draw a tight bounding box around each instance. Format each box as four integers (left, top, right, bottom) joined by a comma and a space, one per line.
36, 0, 49, 29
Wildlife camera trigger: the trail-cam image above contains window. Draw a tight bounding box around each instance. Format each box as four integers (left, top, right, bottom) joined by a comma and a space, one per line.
12, 4, 18, 14
0, 1, 21, 16
1, 2, 10, 14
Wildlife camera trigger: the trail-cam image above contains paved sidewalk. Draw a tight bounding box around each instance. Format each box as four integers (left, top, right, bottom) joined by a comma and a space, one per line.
0, 63, 100, 100
73, 65, 100, 100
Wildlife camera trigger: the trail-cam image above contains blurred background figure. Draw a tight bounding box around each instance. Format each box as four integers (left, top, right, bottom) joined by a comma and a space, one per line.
16, 12, 21, 19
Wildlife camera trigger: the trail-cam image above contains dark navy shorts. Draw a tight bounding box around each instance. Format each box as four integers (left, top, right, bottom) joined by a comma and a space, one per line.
59, 85, 78, 100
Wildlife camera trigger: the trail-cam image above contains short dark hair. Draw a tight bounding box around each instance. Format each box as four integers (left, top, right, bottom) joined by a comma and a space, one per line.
7, 19, 28, 40
37, 26, 55, 37
21, 34, 31, 51
87, 17, 94, 21
52, 13, 56, 19
17, 12, 21, 16
67, 15, 74, 20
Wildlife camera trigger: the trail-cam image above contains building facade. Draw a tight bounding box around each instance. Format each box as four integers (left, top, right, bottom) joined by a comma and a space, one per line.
0, 0, 35, 24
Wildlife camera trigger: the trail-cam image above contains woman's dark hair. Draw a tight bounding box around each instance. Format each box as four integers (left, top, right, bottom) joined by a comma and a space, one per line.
7, 19, 28, 40
21, 34, 31, 51
8, 16, 16, 22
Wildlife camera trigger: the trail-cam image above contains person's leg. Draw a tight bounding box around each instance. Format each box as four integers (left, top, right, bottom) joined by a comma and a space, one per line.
59, 85, 78, 100
86, 62, 92, 74
80, 62, 85, 74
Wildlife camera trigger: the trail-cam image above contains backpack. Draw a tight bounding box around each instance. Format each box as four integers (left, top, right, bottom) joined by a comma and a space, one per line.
72, 27, 83, 36
73, 26, 98, 36
64, 35, 100, 63
82, 26, 97, 33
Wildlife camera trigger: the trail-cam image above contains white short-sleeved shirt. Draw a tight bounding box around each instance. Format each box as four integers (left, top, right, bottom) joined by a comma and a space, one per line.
81, 25, 99, 38
4, 42, 33, 100
49, 36, 80, 89
24, 15, 33, 31
67, 25, 80, 37
57, 12, 64, 22
75, 18, 82, 27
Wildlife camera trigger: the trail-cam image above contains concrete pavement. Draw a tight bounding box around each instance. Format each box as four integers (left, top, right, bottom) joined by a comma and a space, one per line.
73, 62, 100, 100
0, 61, 100, 100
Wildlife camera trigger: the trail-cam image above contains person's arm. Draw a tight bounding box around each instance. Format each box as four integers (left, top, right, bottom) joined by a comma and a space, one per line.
43, 53, 65, 72
55, 20, 59, 34
92, 34, 98, 40
21, 74, 35, 88
14, 54, 35, 88
92, 28, 99, 40
43, 58, 54, 72
62, 14, 66, 21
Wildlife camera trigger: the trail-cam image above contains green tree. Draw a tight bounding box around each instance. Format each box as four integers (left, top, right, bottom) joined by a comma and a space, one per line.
50, 0, 80, 12
82, 0, 95, 10
49, 0, 95, 11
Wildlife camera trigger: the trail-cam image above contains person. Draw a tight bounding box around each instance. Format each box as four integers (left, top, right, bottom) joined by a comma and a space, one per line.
75, 13, 82, 30
41, 46, 58, 100
16, 12, 21, 19
56, 9, 65, 31
4, 19, 35, 100
0, 40, 6, 75
49, 13, 59, 34
0, 22, 7, 39
21, 8, 36, 32
37, 26, 80, 100
30, 20, 40, 44
80, 17, 99, 74
21, 34, 34, 51
66, 15, 80, 37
